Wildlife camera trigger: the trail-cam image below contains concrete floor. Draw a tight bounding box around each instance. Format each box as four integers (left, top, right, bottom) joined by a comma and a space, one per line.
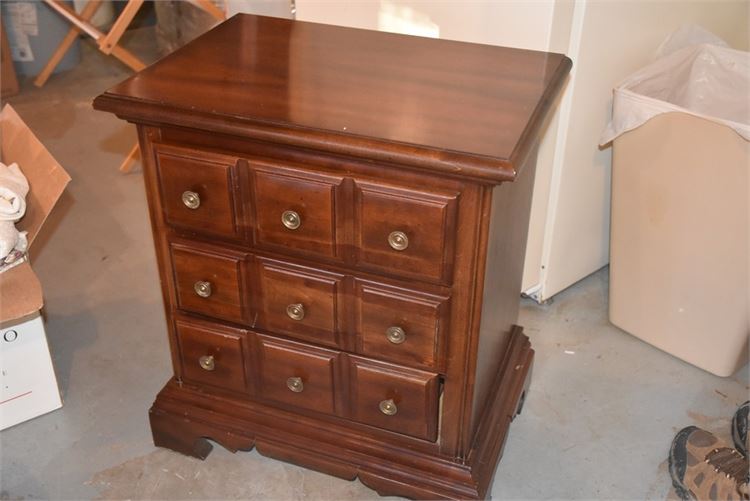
1, 31, 748, 500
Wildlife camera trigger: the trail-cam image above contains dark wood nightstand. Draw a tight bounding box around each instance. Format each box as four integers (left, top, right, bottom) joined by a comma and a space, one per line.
94, 14, 570, 499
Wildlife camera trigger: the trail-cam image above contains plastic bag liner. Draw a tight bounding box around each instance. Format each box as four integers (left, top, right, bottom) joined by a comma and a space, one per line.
601, 43, 750, 144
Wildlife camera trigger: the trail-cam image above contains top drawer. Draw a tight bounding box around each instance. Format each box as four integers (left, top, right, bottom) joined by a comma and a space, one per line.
153, 144, 460, 283
353, 181, 458, 283
250, 162, 344, 260
155, 145, 242, 240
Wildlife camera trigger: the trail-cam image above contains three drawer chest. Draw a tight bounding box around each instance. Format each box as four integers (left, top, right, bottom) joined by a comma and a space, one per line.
94, 14, 570, 500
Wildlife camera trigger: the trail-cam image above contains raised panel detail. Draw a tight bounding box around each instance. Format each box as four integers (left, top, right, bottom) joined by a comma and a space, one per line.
353, 181, 457, 283
355, 279, 448, 370
175, 318, 250, 394
256, 257, 344, 348
171, 243, 249, 324
255, 334, 337, 415
348, 356, 439, 442
251, 163, 343, 259
156, 145, 241, 239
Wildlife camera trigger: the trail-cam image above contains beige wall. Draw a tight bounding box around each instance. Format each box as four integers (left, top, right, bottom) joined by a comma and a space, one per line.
296, 1, 557, 49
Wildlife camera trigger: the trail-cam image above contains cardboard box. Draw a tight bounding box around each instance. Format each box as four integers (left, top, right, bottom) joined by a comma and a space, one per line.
0, 104, 71, 429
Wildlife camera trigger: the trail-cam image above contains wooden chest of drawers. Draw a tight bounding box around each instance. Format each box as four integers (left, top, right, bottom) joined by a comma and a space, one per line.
94, 14, 570, 499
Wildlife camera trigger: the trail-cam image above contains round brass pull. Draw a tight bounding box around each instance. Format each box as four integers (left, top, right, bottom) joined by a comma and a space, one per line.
286, 376, 304, 392
386, 326, 406, 344
199, 355, 215, 371
388, 231, 409, 251
379, 399, 398, 416
182, 191, 201, 210
281, 210, 301, 230
194, 281, 212, 298
286, 303, 305, 321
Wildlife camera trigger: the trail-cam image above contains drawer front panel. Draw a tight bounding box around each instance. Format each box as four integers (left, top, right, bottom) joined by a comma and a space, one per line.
256, 257, 344, 348
256, 334, 337, 415
171, 244, 248, 324
348, 356, 439, 441
156, 146, 240, 239
252, 164, 343, 259
355, 280, 448, 370
175, 319, 249, 394
354, 181, 457, 282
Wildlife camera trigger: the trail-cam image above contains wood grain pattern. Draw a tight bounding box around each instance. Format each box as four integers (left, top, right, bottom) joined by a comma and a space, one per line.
354, 279, 448, 371
468, 144, 539, 442
353, 180, 458, 283
347, 355, 439, 442
142, 125, 491, 460
95, 13, 571, 500
250, 161, 344, 259
174, 317, 250, 394
466, 327, 534, 495
93, 14, 571, 183
255, 257, 345, 348
155, 144, 242, 240
170, 243, 250, 324
254, 334, 338, 415
147, 327, 533, 499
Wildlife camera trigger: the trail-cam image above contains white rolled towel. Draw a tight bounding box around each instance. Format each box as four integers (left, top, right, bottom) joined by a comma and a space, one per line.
0, 162, 30, 261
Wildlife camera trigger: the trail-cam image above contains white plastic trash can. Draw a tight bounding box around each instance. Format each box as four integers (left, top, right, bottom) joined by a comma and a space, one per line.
602, 41, 749, 377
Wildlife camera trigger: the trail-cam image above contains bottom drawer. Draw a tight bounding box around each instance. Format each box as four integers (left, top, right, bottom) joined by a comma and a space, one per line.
255, 335, 338, 415
348, 356, 439, 441
175, 319, 250, 394
172, 318, 439, 442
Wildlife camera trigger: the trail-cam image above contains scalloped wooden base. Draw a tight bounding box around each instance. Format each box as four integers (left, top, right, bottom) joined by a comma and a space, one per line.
149, 328, 533, 500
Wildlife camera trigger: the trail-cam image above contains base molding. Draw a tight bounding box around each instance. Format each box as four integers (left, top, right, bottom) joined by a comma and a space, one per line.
149, 327, 533, 500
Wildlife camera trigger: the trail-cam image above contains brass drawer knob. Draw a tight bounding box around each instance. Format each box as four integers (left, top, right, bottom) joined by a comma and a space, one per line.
182, 190, 201, 210
194, 281, 212, 298
286, 376, 304, 392
379, 399, 398, 416
286, 303, 305, 321
199, 355, 215, 371
388, 231, 409, 251
281, 210, 301, 230
386, 326, 406, 344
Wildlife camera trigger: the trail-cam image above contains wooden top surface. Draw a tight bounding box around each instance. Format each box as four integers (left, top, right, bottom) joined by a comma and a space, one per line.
94, 14, 571, 183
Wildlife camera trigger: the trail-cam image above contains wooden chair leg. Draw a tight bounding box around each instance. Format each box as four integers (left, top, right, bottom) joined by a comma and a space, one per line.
43, 0, 146, 72
110, 45, 146, 71
43, 0, 101, 38
98, 0, 144, 55
119, 143, 141, 173
35, 0, 103, 87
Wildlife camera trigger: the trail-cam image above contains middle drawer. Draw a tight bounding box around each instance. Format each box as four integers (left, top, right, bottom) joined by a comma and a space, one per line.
255, 257, 345, 349
169, 242, 450, 370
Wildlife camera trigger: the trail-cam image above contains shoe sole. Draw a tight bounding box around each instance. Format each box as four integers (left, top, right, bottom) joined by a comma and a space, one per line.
731, 400, 749, 457
669, 426, 699, 501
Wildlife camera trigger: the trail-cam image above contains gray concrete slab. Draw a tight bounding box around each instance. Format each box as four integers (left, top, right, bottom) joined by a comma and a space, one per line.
1, 29, 747, 501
